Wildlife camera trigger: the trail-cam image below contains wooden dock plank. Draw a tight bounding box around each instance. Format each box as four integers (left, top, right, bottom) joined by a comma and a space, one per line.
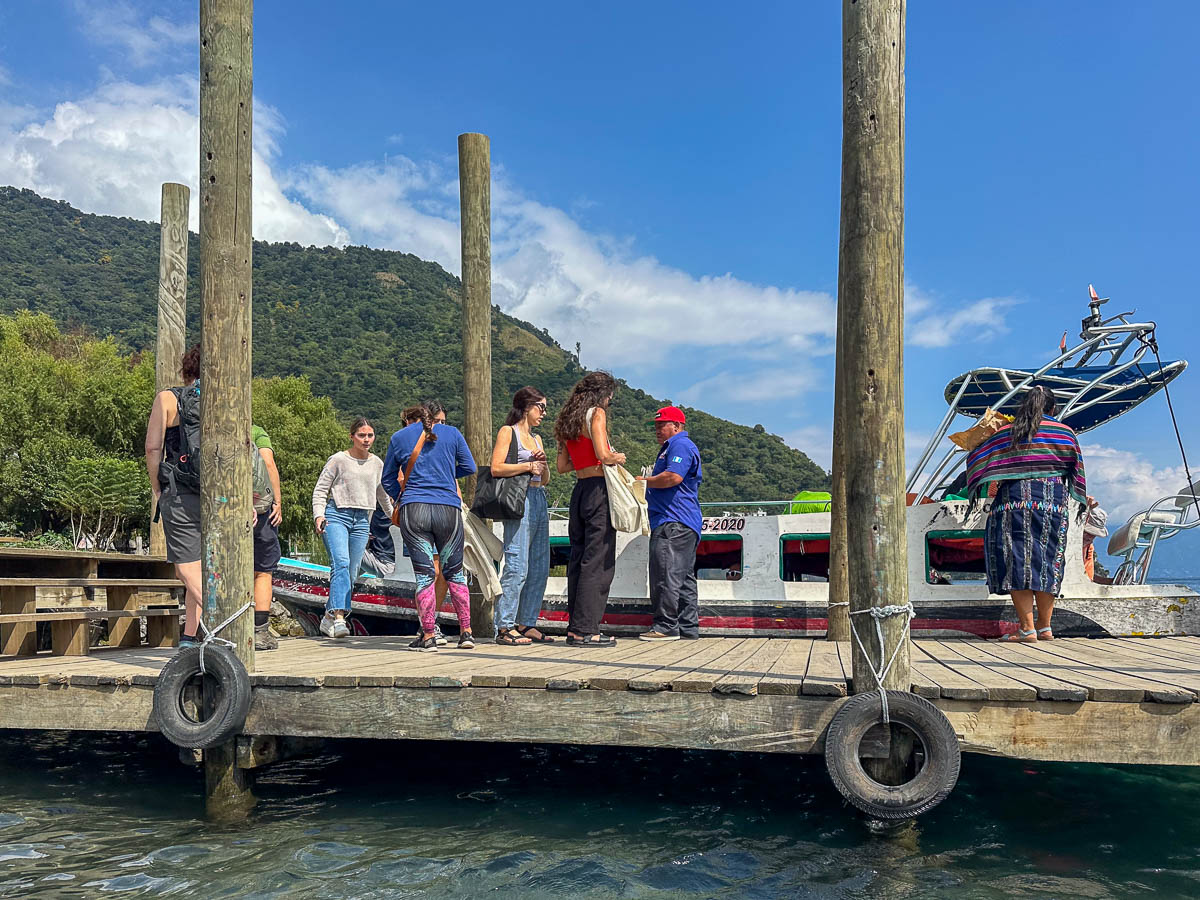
909, 643, 988, 700
664, 639, 755, 693
506, 638, 663, 690
803, 640, 848, 696
578, 640, 720, 692
994, 641, 1148, 702
628, 639, 751, 693
1031, 639, 1197, 702
1114, 637, 1200, 664
712, 639, 792, 696
953, 640, 1088, 702
756, 638, 814, 696
925, 640, 1038, 701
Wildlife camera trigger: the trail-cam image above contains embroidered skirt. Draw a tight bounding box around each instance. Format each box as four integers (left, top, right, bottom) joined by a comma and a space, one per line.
985, 477, 1069, 595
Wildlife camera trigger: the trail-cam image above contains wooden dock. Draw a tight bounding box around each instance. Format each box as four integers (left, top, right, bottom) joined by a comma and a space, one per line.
2, 636, 1198, 768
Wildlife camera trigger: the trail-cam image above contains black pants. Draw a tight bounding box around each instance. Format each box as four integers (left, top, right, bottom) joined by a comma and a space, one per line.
649, 522, 699, 637
567, 477, 617, 635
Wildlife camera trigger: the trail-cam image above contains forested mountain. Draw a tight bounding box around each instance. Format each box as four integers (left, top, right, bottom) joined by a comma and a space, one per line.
0, 187, 828, 509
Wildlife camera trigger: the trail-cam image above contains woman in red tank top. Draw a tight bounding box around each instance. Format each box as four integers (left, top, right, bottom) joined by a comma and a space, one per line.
554, 372, 626, 646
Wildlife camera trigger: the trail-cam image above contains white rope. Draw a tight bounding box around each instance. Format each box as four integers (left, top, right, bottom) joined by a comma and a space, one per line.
845, 603, 915, 724
195, 602, 253, 675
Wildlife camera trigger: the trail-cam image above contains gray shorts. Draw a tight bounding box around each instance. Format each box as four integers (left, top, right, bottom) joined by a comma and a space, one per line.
159, 490, 201, 564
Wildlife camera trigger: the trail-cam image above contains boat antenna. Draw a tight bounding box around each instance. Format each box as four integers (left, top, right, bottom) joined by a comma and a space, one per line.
1136, 329, 1200, 519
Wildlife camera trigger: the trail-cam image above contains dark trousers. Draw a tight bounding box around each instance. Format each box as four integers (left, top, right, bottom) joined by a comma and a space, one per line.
567, 477, 617, 635
649, 522, 699, 637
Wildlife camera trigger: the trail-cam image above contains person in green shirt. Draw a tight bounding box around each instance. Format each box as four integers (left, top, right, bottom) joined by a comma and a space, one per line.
252, 424, 283, 651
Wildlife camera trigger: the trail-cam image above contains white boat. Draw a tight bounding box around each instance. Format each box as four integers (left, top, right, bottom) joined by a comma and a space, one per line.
275, 288, 1199, 638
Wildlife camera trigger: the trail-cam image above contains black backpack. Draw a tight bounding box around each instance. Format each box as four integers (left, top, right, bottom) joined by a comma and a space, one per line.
160, 383, 202, 495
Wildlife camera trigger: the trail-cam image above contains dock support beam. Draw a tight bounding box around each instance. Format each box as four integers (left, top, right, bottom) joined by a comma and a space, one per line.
151, 183, 190, 558
199, 0, 256, 820
831, 0, 910, 740
458, 132, 495, 639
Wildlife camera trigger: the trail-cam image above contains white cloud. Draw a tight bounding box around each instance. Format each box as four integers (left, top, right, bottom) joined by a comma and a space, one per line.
679, 365, 820, 408
907, 289, 1020, 349
0, 77, 348, 247
1080, 443, 1188, 523
73, 1, 194, 69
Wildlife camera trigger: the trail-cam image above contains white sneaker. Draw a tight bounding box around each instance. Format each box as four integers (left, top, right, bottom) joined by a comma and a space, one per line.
320, 613, 347, 639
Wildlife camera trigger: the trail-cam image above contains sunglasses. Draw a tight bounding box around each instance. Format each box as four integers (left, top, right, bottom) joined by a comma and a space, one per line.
532, 401, 547, 412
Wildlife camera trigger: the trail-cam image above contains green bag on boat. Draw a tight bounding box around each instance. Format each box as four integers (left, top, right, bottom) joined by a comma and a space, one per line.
790, 490, 832, 514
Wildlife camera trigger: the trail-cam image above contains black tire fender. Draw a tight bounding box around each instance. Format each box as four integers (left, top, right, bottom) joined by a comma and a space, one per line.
825, 690, 961, 819
152, 644, 252, 749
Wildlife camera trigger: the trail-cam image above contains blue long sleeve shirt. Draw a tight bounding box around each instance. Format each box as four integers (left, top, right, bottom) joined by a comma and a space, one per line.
382, 422, 476, 508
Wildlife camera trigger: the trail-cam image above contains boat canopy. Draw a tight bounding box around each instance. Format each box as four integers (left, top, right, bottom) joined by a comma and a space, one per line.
908, 288, 1188, 503
944, 360, 1186, 434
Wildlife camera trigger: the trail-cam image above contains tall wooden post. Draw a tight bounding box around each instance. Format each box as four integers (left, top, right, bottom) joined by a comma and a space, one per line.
826, 327, 850, 641
458, 133, 495, 639
151, 182, 190, 558
831, 0, 909, 694
199, 0, 255, 820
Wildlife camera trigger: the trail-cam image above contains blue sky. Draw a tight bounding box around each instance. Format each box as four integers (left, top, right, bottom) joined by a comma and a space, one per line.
1, 0, 1197, 546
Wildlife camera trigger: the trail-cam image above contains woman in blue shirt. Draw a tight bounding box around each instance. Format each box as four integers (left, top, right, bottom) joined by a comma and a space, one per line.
382, 406, 477, 651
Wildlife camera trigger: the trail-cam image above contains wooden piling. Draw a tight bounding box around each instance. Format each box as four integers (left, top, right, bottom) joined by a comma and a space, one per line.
458, 132, 495, 639
199, 0, 256, 819
151, 183, 190, 558
831, 0, 909, 694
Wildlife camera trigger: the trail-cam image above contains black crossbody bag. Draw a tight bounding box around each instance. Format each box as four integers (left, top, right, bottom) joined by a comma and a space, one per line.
470, 428, 531, 520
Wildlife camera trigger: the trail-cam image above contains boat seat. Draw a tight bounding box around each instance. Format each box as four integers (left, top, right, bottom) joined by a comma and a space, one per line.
1107, 510, 1181, 557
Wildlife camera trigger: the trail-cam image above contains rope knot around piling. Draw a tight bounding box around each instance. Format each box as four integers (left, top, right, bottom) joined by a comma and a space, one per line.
195, 601, 253, 675
845, 602, 915, 724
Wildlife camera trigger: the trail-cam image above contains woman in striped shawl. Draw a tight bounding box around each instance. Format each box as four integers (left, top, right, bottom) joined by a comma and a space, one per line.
966, 385, 1086, 642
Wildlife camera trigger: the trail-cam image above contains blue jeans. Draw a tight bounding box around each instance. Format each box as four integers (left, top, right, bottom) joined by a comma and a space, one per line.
497, 487, 550, 633
323, 502, 370, 613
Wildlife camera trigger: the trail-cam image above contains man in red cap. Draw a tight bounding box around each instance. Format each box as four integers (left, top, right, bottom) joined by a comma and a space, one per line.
636, 406, 703, 641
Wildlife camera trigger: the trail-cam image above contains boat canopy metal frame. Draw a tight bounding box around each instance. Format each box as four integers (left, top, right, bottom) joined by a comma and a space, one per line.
907, 291, 1187, 503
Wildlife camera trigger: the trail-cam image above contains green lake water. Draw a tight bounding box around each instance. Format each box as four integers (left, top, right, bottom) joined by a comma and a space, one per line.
2, 730, 1199, 898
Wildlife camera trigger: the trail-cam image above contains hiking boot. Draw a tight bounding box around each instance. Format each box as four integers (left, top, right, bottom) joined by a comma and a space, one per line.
638, 631, 679, 642
408, 633, 439, 652
254, 622, 278, 651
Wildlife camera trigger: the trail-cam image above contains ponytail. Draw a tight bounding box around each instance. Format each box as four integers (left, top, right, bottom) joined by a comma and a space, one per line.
1010, 385, 1057, 447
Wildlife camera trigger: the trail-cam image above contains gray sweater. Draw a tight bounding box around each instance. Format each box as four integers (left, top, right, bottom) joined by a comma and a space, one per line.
312, 451, 394, 519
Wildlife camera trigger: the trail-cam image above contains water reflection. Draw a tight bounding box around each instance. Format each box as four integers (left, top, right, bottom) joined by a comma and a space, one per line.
0, 730, 1197, 897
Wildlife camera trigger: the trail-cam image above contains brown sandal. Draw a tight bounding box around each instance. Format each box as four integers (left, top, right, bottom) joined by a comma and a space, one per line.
497, 628, 531, 646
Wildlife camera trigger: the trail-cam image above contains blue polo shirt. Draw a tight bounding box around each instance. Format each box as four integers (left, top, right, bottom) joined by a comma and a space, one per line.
382, 422, 476, 508
647, 430, 702, 536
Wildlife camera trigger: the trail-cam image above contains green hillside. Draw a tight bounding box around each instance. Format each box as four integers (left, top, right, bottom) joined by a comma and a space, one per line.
0, 187, 828, 507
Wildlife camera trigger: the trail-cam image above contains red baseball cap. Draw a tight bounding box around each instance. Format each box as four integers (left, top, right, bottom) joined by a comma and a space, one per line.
653, 406, 686, 424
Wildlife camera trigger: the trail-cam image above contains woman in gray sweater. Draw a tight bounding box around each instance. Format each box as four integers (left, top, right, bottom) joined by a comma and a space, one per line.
312, 418, 394, 639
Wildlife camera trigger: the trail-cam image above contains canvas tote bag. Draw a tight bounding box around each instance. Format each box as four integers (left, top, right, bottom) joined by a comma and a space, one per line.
585, 408, 650, 535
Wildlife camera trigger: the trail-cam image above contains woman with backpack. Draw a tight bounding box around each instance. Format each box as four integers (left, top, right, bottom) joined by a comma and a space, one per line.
144, 345, 204, 647
491, 387, 553, 646
312, 418, 395, 639
554, 372, 626, 647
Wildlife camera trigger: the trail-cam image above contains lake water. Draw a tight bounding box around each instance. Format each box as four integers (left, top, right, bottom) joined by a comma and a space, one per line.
3, 579, 1199, 898
2, 728, 1199, 899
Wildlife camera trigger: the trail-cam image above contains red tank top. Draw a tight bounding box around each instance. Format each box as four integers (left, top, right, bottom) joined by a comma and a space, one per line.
565, 435, 601, 470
